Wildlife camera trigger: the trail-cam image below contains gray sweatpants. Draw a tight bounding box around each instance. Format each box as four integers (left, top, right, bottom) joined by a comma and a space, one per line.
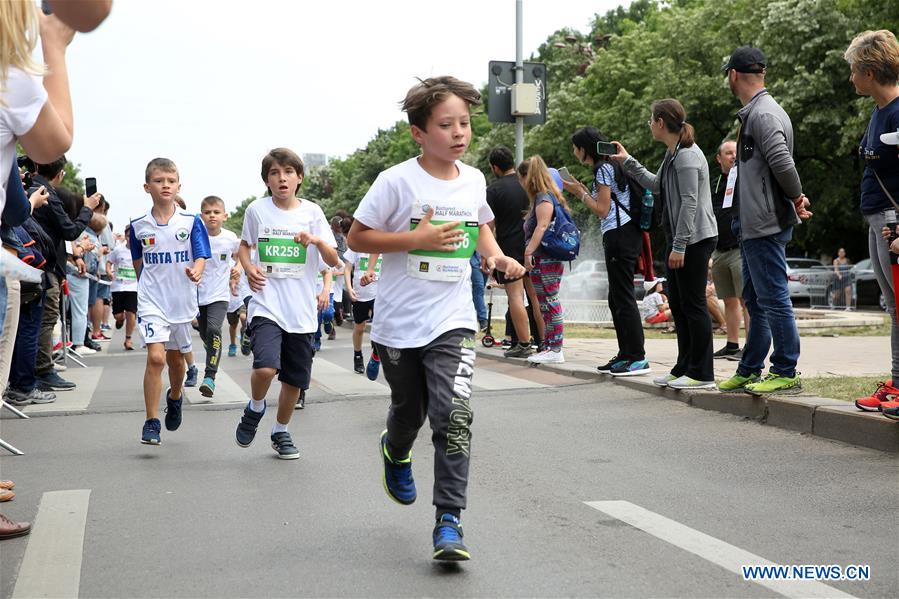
866, 211, 899, 382
198, 301, 228, 380
374, 328, 476, 513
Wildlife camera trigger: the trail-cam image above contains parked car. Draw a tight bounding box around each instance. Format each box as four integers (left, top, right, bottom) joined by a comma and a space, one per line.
561, 259, 607, 299
852, 258, 886, 310
787, 257, 825, 300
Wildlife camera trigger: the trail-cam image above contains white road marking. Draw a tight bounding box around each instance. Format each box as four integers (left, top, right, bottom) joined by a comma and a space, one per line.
12, 490, 91, 599
471, 366, 547, 391
585, 500, 856, 599
188, 366, 249, 406
310, 355, 390, 396
26, 368, 103, 413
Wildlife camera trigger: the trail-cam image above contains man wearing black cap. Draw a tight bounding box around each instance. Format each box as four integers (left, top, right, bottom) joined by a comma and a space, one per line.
717, 46, 812, 397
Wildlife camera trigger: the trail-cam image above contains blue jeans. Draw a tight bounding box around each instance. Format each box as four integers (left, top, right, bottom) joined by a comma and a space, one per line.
66, 270, 90, 346
470, 254, 487, 322
738, 225, 800, 378
9, 297, 43, 391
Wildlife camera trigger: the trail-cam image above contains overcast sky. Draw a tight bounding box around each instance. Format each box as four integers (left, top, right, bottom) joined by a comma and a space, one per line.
56, 0, 625, 230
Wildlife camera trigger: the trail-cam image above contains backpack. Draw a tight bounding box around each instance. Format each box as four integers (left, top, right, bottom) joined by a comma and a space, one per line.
539, 193, 581, 261
608, 161, 654, 230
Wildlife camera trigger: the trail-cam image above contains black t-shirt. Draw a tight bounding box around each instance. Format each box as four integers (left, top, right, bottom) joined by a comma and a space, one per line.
711, 171, 739, 251
486, 174, 528, 258
860, 96, 899, 215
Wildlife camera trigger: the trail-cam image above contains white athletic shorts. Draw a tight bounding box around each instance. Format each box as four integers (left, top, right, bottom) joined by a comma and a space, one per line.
138, 317, 194, 353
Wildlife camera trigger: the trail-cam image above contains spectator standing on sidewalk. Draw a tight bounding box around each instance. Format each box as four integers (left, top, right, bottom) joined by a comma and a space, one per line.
717, 47, 812, 397
486, 146, 533, 357
710, 140, 750, 360
842, 30, 899, 411
613, 99, 718, 390
563, 126, 649, 377
831, 248, 852, 310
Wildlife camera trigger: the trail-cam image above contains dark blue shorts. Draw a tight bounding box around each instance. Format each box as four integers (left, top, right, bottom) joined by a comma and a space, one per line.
247, 316, 313, 390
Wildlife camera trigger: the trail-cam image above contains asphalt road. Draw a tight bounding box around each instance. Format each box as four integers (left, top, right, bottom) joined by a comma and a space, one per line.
1, 330, 896, 598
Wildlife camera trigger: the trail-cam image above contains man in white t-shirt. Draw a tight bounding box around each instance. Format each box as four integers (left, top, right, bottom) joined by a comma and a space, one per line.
196, 196, 240, 399
235, 148, 338, 460
109, 224, 138, 350
348, 76, 525, 562
130, 158, 211, 446
342, 249, 381, 375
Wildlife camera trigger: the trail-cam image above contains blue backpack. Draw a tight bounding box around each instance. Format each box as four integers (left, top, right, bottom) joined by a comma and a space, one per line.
539, 194, 580, 261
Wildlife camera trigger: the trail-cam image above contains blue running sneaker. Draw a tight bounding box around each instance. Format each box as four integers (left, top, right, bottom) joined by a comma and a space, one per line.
164, 389, 183, 431
366, 353, 380, 381
236, 403, 265, 447
313, 338, 322, 352
433, 514, 470, 561
323, 319, 333, 335
199, 377, 215, 398
141, 418, 161, 445
271, 431, 300, 460
241, 333, 251, 356
379, 430, 416, 505
228, 343, 237, 357
185, 365, 198, 387
609, 359, 651, 377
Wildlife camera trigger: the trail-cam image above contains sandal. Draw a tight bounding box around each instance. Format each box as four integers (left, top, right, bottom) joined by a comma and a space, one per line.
124, 335, 134, 351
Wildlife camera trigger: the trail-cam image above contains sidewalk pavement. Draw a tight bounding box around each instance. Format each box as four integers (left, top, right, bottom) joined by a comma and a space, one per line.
476, 335, 899, 453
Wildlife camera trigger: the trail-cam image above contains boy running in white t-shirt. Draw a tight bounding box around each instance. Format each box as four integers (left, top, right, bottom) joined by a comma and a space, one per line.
196, 196, 241, 398
131, 158, 211, 445
236, 148, 338, 459
109, 224, 138, 351
342, 250, 381, 377
348, 76, 525, 561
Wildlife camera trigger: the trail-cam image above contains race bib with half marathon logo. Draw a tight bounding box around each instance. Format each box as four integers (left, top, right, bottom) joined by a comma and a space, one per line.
117, 266, 137, 281
407, 200, 479, 282
257, 225, 306, 278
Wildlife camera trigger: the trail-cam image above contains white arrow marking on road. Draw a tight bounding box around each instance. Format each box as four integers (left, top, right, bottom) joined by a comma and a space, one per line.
585, 500, 856, 599
12, 489, 91, 599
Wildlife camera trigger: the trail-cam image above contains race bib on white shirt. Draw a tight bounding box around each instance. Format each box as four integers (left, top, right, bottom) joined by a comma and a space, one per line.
723, 166, 737, 209
257, 227, 306, 278
407, 199, 479, 282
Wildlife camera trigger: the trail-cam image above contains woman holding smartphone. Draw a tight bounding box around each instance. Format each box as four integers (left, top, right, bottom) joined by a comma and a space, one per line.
562, 127, 649, 377
610, 99, 718, 390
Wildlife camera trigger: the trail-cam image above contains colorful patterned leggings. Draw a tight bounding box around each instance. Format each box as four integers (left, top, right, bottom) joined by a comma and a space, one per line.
530, 257, 564, 350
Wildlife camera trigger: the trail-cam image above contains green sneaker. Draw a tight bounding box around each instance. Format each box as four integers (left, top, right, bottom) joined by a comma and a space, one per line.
744, 372, 802, 396
718, 372, 762, 392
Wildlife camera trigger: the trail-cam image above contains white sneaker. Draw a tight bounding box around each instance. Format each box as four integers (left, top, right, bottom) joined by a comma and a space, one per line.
53, 362, 67, 371
653, 373, 678, 387
527, 349, 565, 364
667, 375, 717, 390
73, 345, 96, 356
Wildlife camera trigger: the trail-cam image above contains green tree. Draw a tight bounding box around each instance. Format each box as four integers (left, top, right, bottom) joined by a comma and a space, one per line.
224, 195, 256, 234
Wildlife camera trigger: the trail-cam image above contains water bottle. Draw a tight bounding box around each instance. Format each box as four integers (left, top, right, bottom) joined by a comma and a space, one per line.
886, 209, 898, 250
639, 189, 654, 230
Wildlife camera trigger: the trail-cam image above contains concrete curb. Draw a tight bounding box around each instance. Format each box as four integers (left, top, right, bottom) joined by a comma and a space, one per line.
476, 349, 899, 453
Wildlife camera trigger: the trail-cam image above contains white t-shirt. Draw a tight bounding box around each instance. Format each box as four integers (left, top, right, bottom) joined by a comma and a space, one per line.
641, 291, 665, 320
130, 210, 212, 323
0, 68, 47, 210
353, 157, 493, 348
343, 249, 381, 303
241, 197, 336, 334
198, 228, 240, 306
109, 244, 137, 293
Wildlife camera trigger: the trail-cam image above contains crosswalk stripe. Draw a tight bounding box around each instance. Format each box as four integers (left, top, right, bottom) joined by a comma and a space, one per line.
25, 367, 103, 413
12, 490, 91, 599
310, 355, 390, 396
188, 366, 249, 406
471, 366, 547, 391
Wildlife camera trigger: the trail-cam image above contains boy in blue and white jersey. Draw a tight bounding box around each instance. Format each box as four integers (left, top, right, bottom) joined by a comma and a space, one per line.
130, 158, 211, 445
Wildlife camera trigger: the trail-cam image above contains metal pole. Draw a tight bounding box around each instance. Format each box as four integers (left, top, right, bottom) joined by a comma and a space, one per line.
514, 0, 524, 165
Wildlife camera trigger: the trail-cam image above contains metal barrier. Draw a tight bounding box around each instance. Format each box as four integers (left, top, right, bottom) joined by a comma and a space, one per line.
486, 290, 613, 325
804, 265, 856, 310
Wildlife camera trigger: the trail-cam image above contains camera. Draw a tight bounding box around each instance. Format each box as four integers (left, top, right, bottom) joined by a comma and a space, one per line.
16, 155, 35, 190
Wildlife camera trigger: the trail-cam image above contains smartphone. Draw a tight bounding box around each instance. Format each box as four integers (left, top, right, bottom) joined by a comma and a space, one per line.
41, 0, 52, 15
597, 141, 618, 157
558, 166, 575, 183
85, 177, 97, 197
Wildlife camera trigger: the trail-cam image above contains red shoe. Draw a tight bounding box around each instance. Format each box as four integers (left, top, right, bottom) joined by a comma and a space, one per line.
854, 380, 898, 411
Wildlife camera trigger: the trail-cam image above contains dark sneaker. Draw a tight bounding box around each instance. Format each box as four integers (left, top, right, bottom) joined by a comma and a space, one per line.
433, 514, 470, 561
164, 388, 183, 431
713, 345, 742, 360
271, 432, 299, 459
379, 430, 416, 505
324, 319, 333, 335
724, 348, 744, 362
236, 403, 265, 447
366, 353, 380, 381
327, 330, 336, 341
295, 389, 305, 410
478, 320, 488, 333
313, 338, 321, 352
596, 355, 625, 373
503, 343, 533, 358
241, 333, 251, 356
609, 359, 651, 377
36, 371, 76, 391
199, 377, 215, 398
141, 418, 161, 445
184, 365, 198, 387
228, 343, 237, 357
354, 353, 364, 374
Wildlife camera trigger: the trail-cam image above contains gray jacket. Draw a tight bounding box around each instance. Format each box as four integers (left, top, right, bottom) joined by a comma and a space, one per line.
735, 90, 802, 240
623, 143, 717, 253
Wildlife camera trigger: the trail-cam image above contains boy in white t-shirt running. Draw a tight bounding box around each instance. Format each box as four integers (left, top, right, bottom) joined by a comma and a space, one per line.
236, 148, 338, 459
349, 76, 526, 561
109, 224, 138, 351
196, 196, 241, 398
131, 158, 211, 445
342, 250, 381, 377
